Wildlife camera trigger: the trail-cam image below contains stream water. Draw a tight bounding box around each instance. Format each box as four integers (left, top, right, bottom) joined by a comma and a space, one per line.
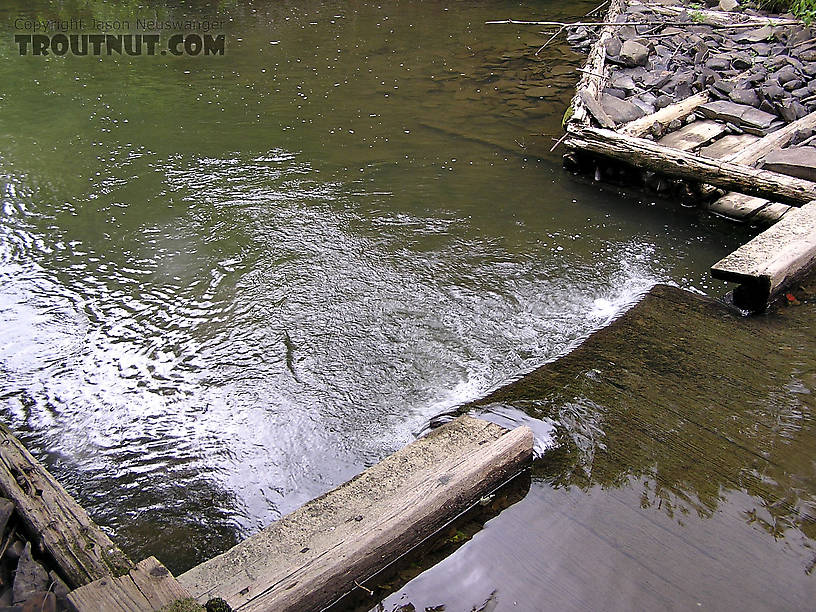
0, 0, 762, 583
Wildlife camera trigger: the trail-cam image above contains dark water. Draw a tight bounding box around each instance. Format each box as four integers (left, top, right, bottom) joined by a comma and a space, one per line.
0, 0, 760, 580
372, 285, 816, 611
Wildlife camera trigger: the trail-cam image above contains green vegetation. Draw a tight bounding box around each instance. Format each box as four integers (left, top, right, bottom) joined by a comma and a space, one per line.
791, 0, 816, 23
759, 0, 816, 23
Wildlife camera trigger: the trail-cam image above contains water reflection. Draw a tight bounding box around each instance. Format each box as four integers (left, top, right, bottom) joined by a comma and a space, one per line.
377, 285, 816, 610
0, 0, 757, 575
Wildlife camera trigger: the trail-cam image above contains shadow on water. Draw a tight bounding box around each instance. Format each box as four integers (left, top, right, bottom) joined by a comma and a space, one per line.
373, 284, 816, 611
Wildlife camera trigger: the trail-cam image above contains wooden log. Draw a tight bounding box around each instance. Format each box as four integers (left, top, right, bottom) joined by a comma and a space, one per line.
706, 192, 791, 225
0, 423, 132, 587
699, 133, 759, 159
722, 110, 816, 166
628, 0, 800, 26
569, 0, 623, 127
68, 557, 193, 612
178, 416, 533, 612
711, 200, 816, 311
564, 126, 816, 204
620, 92, 710, 137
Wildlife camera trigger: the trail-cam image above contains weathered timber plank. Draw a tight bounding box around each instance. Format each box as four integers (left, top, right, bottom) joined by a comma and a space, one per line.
706, 192, 791, 224
68, 557, 193, 612
711, 200, 816, 311
564, 126, 816, 204
569, 0, 623, 127
658, 120, 728, 152
178, 416, 533, 612
699, 133, 759, 159
628, 0, 800, 26
723, 110, 816, 166
0, 423, 132, 587
620, 92, 710, 137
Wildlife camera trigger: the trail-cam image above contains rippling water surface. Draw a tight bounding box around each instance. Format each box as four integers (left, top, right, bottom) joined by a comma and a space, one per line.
0, 0, 754, 572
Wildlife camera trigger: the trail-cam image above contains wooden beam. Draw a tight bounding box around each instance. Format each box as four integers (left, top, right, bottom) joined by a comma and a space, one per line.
68, 557, 193, 612
569, 0, 623, 127
658, 120, 729, 152
178, 416, 533, 612
0, 423, 132, 588
564, 126, 816, 204
706, 192, 791, 225
620, 93, 710, 138
723, 110, 816, 166
628, 0, 800, 26
711, 200, 816, 311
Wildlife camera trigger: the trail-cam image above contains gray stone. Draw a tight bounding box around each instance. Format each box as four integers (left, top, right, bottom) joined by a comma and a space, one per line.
718, 0, 739, 11
791, 128, 814, 146
600, 93, 646, 124
630, 98, 656, 115
786, 56, 804, 72
751, 43, 771, 56
604, 87, 627, 99
713, 79, 734, 94
605, 36, 622, 58
767, 56, 788, 70
801, 50, 816, 62
804, 63, 816, 77
783, 79, 804, 92
642, 70, 672, 90
730, 88, 760, 107
732, 54, 753, 70
761, 83, 785, 100
698, 100, 777, 129
763, 146, 816, 181
774, 66, 799, 85
641, 92, 657, 106
792, 86, 811, 99
792, 101, 808, 120
610, 73, 637, 93
706, 56, 731, 71
759, 99, 777, 115
737, 25, 775, 43
12, 544, 49, 605
777, 102, 799, 123
655, 94, 673, 109
675, 82, 693, 100
619, 40, 650, 67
